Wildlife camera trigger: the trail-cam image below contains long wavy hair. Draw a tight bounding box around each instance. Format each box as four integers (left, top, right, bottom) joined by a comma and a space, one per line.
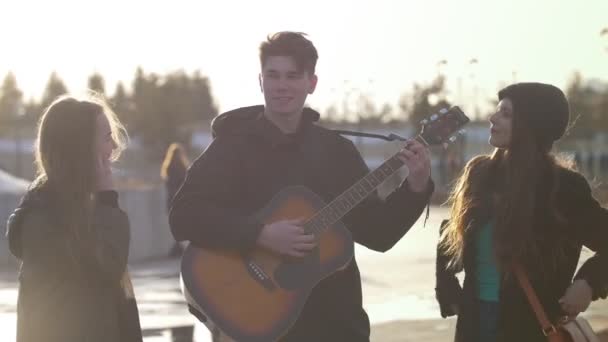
440, 104, 571, 271
160, 143, 189, 181
31, 94, 127, 260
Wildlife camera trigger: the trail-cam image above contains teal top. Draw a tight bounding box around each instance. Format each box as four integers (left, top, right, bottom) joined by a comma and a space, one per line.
475, 221, 500, 302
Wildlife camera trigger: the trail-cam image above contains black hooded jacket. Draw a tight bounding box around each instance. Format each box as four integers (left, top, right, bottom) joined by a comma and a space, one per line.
169, 105, 434, 341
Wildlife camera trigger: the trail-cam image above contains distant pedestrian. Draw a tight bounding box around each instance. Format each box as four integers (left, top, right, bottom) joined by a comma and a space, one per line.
161, 142, 190, 258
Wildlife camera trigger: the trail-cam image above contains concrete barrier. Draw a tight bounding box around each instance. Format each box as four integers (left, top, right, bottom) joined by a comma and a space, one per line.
119, 187, 174, 262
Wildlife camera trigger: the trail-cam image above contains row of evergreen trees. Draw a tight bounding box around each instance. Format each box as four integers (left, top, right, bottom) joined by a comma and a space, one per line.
1, 69, 607, 158
0, 68, 218, 158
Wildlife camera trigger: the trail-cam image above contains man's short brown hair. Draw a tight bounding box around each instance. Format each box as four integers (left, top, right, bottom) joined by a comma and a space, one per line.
259, 31, 318, 74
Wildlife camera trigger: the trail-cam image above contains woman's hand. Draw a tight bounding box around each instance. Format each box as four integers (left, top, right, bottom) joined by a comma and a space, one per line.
96, 156, 114, 191
559, 279, 592, 317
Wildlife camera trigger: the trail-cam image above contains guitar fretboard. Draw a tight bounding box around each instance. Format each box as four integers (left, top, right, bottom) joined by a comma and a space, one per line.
303, 135, 424, 235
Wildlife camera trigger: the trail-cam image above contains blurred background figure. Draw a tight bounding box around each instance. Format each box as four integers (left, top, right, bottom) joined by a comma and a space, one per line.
161, 142, 190, 258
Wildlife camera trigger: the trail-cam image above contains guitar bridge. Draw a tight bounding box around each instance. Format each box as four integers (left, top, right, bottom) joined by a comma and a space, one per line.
245, 260, 276, 291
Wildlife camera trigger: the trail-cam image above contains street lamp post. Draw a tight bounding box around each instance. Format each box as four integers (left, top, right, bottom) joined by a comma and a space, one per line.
468, 58, 479, 120
436, 58, 479, 118
435, 58, 477, 184
436, 60, 448, 82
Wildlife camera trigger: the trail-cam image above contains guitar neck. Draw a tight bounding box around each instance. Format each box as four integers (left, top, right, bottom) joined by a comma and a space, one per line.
303, 134, 424, 235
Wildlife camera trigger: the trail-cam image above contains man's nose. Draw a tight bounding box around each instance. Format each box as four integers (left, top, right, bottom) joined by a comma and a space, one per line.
276, 77, 289, 90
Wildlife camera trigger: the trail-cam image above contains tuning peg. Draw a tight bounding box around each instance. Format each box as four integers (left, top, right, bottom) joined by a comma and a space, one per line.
458, 129, 466, 135
430, 114, 438, 121
439, 108, 448, 114
449, 136, 458, 143
420, 119, 429, 125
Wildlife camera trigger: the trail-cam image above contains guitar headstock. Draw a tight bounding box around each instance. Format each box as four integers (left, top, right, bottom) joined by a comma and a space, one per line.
419, 106, 470, 146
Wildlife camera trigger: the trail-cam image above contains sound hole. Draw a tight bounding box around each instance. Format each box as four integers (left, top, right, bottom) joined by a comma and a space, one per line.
273, 248, 320, 290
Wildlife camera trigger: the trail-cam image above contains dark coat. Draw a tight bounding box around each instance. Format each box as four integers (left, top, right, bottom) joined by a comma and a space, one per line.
170, 105, 434, 342
435, 156, 608, 342
7, 189, 143, 342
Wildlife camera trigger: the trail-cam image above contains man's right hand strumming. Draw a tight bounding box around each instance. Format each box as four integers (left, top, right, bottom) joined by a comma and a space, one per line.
257, 218, 317, 257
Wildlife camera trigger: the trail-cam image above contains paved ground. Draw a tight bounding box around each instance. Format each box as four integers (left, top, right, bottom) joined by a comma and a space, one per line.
0, 206, 606, 341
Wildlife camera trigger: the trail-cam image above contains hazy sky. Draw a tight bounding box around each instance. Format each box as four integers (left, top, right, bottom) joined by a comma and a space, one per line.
1, 0, 607, 118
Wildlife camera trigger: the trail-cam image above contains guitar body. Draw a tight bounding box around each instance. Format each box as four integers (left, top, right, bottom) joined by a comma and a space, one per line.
180, 185, 354, 342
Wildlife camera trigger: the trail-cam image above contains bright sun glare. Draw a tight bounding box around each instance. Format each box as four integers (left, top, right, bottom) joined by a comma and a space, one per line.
0, 0, 607, 117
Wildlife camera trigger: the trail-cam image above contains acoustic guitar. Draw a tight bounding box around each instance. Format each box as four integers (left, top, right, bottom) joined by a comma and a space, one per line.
181, 106, 470, 342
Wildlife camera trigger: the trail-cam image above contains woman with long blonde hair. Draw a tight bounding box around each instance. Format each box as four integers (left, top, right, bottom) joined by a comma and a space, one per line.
161, 142, 190, 211
436, 83, 608, 341
161, 142, 190, 257
7, 95, 142, 342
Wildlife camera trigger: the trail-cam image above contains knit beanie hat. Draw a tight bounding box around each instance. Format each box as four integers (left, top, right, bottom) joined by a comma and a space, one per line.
498, 82, 570, 148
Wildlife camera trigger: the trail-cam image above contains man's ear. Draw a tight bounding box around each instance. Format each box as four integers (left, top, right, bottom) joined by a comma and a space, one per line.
308, 74, 318, 94
258, 73, 263, 93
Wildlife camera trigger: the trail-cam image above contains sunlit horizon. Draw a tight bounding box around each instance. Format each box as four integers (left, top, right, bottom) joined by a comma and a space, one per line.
1, 0, 607, 119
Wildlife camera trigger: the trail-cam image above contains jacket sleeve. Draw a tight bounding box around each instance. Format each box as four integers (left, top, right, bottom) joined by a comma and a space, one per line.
563, 172, 608, 300
169, 137, 264, 253
19, 210, 72, 278
341, 140, 434, 252
89, 191, 131, 284
435, 219, 463, 318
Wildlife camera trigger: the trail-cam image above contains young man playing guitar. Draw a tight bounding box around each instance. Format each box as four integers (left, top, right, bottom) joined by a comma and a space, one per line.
169, 31, 434, 342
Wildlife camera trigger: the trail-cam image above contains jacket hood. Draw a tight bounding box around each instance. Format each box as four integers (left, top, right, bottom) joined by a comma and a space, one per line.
210, 105, 320, 139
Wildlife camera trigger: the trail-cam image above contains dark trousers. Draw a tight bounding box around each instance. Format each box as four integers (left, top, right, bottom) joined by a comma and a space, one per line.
477, 300, 499, 342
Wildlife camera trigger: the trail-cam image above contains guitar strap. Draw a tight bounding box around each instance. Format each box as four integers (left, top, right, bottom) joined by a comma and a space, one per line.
292, 127, 406, 185
269, 120, 410, 190
283, 127, 429, 225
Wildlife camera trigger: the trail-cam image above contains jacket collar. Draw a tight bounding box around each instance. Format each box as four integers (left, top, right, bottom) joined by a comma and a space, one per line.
252, 106, 321, 148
